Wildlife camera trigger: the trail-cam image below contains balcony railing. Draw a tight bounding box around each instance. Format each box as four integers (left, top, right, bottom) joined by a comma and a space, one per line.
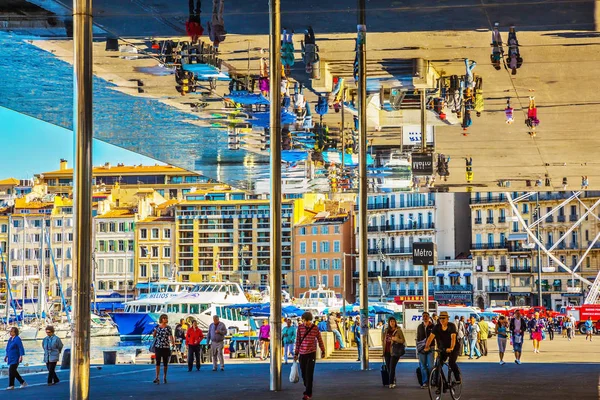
508, 244, 529, 252
354, 201, 434, 211
434, 284, 473, 292
569, 215, 579, 222
498, 216, 506, 223
352, 269, 433, 278
367, 247, 411, 255
474, 218, 482, 224
545, 216, 554, 223
510, 267, 532, 273
486, 285, 510, 293
486, 217, 494, 224
511, 285, 533, 292
471, 243, 508, 250
469, 196, 506, 204
557, 215, 566, 222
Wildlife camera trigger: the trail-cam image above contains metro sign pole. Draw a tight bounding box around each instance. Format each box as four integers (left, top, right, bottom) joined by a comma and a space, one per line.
412, 242, 435, 313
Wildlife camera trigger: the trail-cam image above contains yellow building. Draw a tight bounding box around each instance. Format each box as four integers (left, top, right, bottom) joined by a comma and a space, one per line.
135, 200, 177, 287
174, 192, 294, 289
0, 208, 10, 299
36, 159, 216, 199
470, 191, 600, 310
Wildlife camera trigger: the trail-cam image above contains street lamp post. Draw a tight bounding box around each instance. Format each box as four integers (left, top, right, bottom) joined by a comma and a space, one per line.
342, 252, 359, 338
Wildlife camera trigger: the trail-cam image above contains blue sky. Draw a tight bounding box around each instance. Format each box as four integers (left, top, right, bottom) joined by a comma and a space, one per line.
0, 107, 162, 179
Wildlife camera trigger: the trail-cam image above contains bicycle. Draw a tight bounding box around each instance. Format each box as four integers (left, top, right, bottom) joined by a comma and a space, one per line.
428, 349, 462, 400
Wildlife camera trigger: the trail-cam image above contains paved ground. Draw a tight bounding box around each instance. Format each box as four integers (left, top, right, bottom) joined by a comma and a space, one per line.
2, 335, 599, 399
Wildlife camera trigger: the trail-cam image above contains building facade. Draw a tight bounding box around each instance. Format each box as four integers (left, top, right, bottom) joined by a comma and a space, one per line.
470, 191, 600, 310
292, 204, 354, 300
135, 210, 176, 286
174, 193, 294, 289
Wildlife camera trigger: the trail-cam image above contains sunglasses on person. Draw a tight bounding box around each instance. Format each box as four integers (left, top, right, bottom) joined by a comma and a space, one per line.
439, 317, 447, 320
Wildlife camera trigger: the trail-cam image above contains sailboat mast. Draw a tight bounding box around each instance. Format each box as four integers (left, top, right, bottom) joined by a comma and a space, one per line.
21, 215, 25, 325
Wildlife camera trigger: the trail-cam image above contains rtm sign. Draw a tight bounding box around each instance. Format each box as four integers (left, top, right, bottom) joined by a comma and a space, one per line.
412, 242, 435, 265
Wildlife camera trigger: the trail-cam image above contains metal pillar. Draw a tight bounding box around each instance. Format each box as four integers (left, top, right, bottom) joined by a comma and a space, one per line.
536, 193, 542, 307
268, 0, 283, 392
420, 89, 427, 153
423, 266, 429, 314
71, 0, 94, 398
357, 0, 369, 371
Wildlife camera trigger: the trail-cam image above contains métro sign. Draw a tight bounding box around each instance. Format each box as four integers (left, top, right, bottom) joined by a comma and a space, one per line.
411, 153, 434, 176
412, 242, 435, 265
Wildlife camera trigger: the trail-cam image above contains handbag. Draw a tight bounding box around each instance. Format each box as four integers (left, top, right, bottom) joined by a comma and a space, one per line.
289, 361, 300, 384
391, 342, 406, 357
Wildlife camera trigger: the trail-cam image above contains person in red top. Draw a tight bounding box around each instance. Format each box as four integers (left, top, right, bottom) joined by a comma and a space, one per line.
186, 0, 204, 44
185, 319, 204, 371
294, 312, 326, 400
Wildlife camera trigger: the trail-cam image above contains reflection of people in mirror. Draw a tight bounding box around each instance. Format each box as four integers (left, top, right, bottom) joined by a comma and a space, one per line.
208, 0, 226, 50
186, 0, 204, 44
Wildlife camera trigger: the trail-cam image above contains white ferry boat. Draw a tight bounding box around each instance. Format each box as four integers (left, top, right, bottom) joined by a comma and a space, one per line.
110, 282, 249, 340
296, 285, 344, 315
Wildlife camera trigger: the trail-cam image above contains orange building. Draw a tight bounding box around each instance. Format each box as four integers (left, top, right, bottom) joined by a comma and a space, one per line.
292, 202, 355, 302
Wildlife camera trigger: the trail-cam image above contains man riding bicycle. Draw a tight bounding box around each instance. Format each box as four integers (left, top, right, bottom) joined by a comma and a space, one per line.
424, 311, 461, 384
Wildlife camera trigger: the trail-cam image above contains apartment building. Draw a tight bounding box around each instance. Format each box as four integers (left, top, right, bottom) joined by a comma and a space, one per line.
174, 191, 294, 288
292, 201, 354, 300
135, 201, 176, 286
470, 191, 600, 310
36, 159, 212, 200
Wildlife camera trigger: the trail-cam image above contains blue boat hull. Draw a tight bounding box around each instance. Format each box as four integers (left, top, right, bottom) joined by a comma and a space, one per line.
109, 312, 157, 340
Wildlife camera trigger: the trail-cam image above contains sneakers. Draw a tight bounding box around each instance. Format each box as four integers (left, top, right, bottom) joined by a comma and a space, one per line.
20, 382, 28, 388
516, 359, 522, 365
6, 386, 14, 390
500, 361, 505, 365
221, 367, 225, 371
153, 379, 160, 384
389, 384, 396, 389
421, 384, 428, 389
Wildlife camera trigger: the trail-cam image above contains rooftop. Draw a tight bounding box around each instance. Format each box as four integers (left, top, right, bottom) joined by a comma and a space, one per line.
0, 178, 19, 186
95, 208, 135, 219
14, 197, 53, 209
38, 164, 197, 178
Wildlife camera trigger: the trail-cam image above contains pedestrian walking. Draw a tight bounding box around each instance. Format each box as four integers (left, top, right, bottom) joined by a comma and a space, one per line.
186, 0, 204, 44
478, 317, 489, 356
294, 311, 326, 400
526, 96, 539, 130
464, 58, 477, 89
382, 317, 406, 389
490, 22, 503, 70
282, 318, 296, 364
529, 312, 545, 353
569, 314, 577, 340
5, 327, 26, 390
281, 29, 295, 76
582, 176, 589, 190
42, 326, 63, 386
259, 319, 271, 360
301, 26, 320, 79
352, 316, 362, 361
185, 319, 204, 371
152, 314, 175, 384
465, 157, 474, 184
547, 317, 555, 341
175, 319, 187, 352
510, 310, 527, 364
416, 312, 434, 388
506, 25, 523, 75
505, 98, 514, 124
458, 316, 469, 356
495, 316, 509, 365
467, 317, 482, 359
207, 315, 227, 371
585, 317, 594, 341
207, 0, 226, 50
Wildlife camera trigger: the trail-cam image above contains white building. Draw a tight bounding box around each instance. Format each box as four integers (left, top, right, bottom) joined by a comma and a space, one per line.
354, 192, 470, 302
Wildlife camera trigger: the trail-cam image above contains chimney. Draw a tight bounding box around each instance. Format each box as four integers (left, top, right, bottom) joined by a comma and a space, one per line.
59, 159, 68, 171
104, 162, 111, 169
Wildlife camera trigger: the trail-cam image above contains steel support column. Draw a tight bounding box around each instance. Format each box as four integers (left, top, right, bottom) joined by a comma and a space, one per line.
268, 0, 283, 391
357, 0, 369, 371
71, 0, 93, 398
536, 193, 542, 307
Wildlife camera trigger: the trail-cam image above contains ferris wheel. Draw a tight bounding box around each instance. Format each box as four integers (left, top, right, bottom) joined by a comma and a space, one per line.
505, 191, 600, 304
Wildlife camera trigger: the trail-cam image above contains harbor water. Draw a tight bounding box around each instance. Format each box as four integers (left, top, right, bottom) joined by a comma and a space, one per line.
0, 336, 147, 368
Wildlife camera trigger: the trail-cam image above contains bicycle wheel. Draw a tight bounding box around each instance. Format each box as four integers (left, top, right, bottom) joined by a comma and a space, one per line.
428, 367, 444, 400
449, 365, 462, 400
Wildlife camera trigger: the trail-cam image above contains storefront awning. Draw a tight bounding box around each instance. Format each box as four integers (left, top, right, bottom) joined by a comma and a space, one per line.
508, 233, 528, 241
449, 272, 460, 277
463, 272, 471, 277
436, 273, 445, 277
